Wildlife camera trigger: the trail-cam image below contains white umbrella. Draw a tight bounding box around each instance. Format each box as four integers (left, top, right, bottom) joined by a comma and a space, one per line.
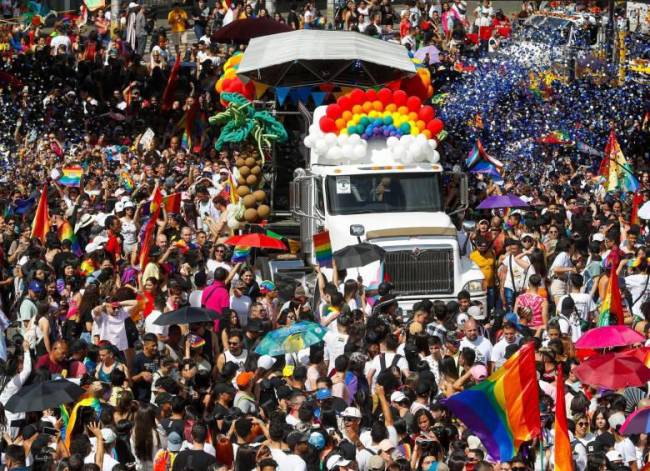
638, 201, 650, 220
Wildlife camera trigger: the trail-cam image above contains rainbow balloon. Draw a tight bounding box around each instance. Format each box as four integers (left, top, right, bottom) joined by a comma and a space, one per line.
319, 88, 443, 141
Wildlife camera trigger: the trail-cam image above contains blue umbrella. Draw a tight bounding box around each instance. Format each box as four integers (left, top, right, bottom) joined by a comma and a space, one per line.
255, 321, 327, 356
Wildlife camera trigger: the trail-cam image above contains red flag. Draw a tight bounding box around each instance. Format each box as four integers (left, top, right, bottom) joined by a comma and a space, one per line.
140, 185, 163, 268
631, 192, 643, 226
150, 185, 163, 214
163, 193, 181, 213
161, 53, 181, 111
31, 185, 50, 242
554, 367, 573, 471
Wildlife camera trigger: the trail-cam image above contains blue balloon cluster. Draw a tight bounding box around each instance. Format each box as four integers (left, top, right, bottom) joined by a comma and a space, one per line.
350, 115, 413, 140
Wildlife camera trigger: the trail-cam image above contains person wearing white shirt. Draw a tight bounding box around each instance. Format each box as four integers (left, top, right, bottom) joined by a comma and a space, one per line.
549, 239, 575, 304
366, 334, 410, 388
490, 321, 519, 369
459, 319, 492, 366
230, 280, 252, 327
144, 310, 169, 340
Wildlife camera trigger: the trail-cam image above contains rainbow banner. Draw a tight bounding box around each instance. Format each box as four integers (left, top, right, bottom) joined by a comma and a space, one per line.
554, 366, 572, 471
444, 343, 540, 461
59, 165, 82, 187
313, 231, 332, 268
120, 172, 134, 191
64, 397, 101, 449
537, 130, 573, 146
232, 246, 250, 263
597, 264, 624, 326
58, 220, 82, 256
600, 130, 639, 193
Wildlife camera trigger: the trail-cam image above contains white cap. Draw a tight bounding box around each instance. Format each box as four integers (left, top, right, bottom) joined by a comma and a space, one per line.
592, 233, 605, 242
390, 391, 407, 403
101, 428, 117, 444
326, 455, 351, 471
123, 200, 135, 209
606, 450, 623, 462
114, 201, 124, 213
468, 305, 486, 321
128, 2, 138, 7
456, 312, 469, 328
18, 255, 29, 266
341, 407, 362, 419
257, 355, 276, 370
608, 411, 626, 431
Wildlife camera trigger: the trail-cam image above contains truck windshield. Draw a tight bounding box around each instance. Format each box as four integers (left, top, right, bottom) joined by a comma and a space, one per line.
325, 172, 443, 215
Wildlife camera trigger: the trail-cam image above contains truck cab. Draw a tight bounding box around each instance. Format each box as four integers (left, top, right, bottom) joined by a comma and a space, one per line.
290, 106, 486, 313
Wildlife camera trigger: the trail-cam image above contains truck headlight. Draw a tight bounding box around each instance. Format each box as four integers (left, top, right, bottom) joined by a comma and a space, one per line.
463, 280, 483, 293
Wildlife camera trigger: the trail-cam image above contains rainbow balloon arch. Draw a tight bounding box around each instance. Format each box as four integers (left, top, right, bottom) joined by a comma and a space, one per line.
303, 88, 444, 164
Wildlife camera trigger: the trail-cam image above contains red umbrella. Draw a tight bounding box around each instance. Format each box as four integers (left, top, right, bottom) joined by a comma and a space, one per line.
224, 233, 287, 250
575, 325, 644, 350
574, 352, 650, 390
212, 18, 292, 44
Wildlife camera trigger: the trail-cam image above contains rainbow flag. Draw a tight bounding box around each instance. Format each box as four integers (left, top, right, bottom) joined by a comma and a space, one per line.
120, 172, 134, 192
232, 246, 250, 263
31, 185, 50, 243
59, 165, 82, 187
465, 139, 504, 182
313, 231, 332, 268
597, 264, 624, 326
64, 397, 101, 449
163, 193, 182, 213
444, 343, 541, 461
140, 185, 163, 268
601, 130, 639, 193
537, 130, 573, 146
554, 366, 572, 471
58, 220, 82, 256
150, 185, 163, 214
631, 192, 643, 226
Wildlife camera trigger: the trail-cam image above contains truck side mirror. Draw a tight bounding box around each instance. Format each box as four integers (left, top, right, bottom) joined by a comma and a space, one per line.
444, 172, 469, 216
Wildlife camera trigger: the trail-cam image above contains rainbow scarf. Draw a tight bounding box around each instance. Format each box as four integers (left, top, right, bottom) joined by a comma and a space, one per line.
597, 264, 623, 326
58, 220, 82, 256
59, 165, 82, 187
444, 343, 540, 461
313, 231, 332, 268
64, 397, 101, 449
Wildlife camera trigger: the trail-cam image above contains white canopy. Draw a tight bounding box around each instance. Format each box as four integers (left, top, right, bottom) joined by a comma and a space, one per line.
237, 30, 416, 88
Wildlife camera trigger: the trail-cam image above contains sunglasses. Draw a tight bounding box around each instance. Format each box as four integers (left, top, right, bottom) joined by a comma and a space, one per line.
342, 417, 358, 422
228, 342, 240, 346
577, 422, 588, 426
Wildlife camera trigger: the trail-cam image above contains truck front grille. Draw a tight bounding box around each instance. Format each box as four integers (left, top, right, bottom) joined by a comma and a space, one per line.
384, 248, 454, 296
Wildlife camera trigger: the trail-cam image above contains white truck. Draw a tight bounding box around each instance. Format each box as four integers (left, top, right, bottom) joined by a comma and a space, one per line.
288, 105, 486, 314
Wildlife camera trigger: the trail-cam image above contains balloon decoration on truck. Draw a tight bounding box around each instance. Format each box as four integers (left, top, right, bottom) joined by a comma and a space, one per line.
215, 52, 255, 103
208, 92, 288, 227
304, 88, 443, 164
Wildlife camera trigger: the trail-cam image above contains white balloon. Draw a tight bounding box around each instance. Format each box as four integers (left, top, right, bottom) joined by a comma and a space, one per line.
304, 136, 313, 148
353, 145, 366, 160
327, 147, 343, 161
309, 124, 319, 135
407, 146, 419, 161
414, 149, 427, 162
416, 133, 427, 144
348, 134, 361, 145
337, 134, 349, 146
401, 150, 415, 164
393, 145, 406, 160
325, 133, 337, 145
315, 139, 328, 154
428, 139, 437, 150
342, 144, 354, 157
430, 150, 440, 163
402, 135, 414, 145
386, 136, 399, 148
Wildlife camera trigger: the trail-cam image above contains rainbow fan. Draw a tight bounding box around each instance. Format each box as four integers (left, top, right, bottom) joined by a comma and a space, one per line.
304, 88, 444, 164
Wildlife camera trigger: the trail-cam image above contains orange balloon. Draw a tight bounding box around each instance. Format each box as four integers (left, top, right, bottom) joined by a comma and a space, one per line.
352, 105, 363, 115
372, 100, 384, 111
408, 112, 419, 122
423, 130, 432, 139
342, 110, 353, 121
335, 118, 346, 130
398, 106, 409, 115
385, 104, 397, 112
362, 101, 373, 113
416, 120, 426, 131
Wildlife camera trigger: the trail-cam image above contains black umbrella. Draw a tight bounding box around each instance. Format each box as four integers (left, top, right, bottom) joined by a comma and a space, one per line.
333, 243, 386, 270
5, 379, 84, 413
211, 18, 291, 44
153, 306, 219, 326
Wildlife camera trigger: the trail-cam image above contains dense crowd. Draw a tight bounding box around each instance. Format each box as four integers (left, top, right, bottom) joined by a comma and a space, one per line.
0, 1, 648, 471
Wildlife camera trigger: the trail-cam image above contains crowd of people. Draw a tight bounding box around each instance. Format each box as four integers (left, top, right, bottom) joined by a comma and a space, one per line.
0, 1, 647, 471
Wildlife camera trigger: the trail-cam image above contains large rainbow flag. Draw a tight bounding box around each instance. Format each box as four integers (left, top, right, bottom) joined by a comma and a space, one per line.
597, 264, 624, 326
58, 220, 82, 256
444, 343, 540, 461
554, 366, 572, 471
599, 130, 639, 193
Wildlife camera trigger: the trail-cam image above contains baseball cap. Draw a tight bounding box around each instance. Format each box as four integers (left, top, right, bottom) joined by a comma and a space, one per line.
592, 233, 605, 242
28, 280, 44, 293
294, 285, 307, 297
259, 280, 276, 294
470, 364, 488, 381
340, 407, 362, 419
236, 371, 255, 389
467, 305, 486, 321
315, 388, 332, 401
286, 431, 309, 448
257, 355, 276, 371
608, 411, 626, 431
123, 200, 135, 209
213, 382, 236, 396
326, 455, 351, 471
114, 201, 124, 213
390, 391, 407, 403
378, 439, 394, 452
101, 428, 116, 444
367, 455, 386, 471
167, 432, 182, 452
445, 331, 461, 346
308, 431, 326, 450
456, 312, 469, 328
521, 233, 535, 241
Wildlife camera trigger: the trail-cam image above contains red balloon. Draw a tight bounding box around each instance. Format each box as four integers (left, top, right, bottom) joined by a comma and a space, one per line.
427, 118, 444, 136
393, 89, 408, 106
365, 89, 377, 102
377, 88, 393, 105
418, 105, 435, 122
387, 80, 401, 91
320, 116, 337, 133
350, 88, 365, 105
406, 96, 422, 112
338, 95, 352, 111
243, 81, 255, 99
326, 104, 343, 119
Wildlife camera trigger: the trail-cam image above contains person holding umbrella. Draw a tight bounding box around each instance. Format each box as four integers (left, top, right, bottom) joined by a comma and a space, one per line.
0, 337, 32, 437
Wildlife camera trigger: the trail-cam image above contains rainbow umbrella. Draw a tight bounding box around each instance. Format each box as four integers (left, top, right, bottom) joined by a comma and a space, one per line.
255, 321, 326, 356
620, 407, 650, 435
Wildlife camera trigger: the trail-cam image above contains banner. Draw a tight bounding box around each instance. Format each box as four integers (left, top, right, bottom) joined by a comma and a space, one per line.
275, 86, 290, 106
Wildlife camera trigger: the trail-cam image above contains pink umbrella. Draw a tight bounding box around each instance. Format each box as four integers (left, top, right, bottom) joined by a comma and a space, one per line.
575, 325, 644, 350
620, 407, 650, 435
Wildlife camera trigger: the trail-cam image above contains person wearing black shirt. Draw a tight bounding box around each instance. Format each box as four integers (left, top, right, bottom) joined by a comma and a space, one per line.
132, 333, 159, 402
287, 4, 300, 30
172, 423, 217, 471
